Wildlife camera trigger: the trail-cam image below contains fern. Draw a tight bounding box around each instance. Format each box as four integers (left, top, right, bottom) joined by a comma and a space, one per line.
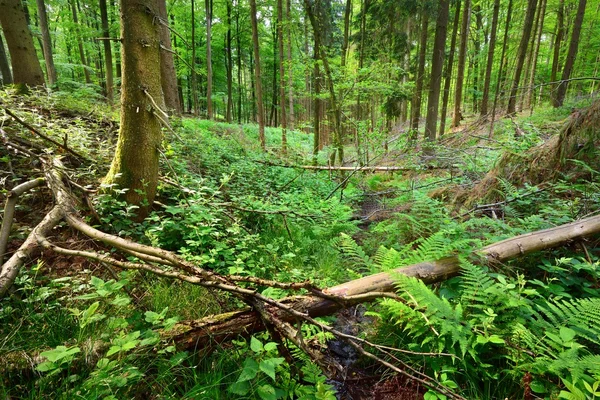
331, 233, 372, 271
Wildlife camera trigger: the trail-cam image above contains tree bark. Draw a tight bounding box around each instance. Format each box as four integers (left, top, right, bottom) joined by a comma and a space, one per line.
104, 0, 165, 219
424, 0, 450, 142
526, 0, 546, 110
553, 0, 587, 107
226, 0, 233, 123
236, 4, 243, 124
205, 0, 213, 119
410, 11, 429, 134
0, 31, 13, 85
480, 0, 500, 117
550, 0, 565, 104
70, 0, 92, 84
36, 0, 57, 87
191, 0, 199, 116
249, 0, 266, 150
0, 0, 45, 88
277, 0, 287, 154
507, 0, 538, 115
99, 0, 114, 104
158, 0, 181, 114
439, 0, 461, 136
286, 0, 294, 130
451, 0, 470, 128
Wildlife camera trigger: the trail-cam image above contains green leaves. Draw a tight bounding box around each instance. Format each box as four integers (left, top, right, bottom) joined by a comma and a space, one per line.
37, 345, 81, 374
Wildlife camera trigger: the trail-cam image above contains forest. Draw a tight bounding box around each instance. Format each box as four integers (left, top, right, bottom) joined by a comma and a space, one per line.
1, 0, 600, 398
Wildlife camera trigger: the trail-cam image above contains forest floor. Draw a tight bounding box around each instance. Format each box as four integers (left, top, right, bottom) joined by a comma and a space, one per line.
2, 90, 600, 399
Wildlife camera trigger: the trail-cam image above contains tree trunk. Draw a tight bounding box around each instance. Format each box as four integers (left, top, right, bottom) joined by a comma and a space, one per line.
70, 0, 91, 84
226, 0, 233, 123
313, 55, 320, 164
0, 0, 45, 88
277, 0, 287, 154
341, 0, 351, 69
550, 0, 565, 104
553, 0, 587, 107
452, 0, 470, 128
286, 0, 294, 130
191, 0, 199, 116
520, 0, 543, 111
205, 0, 213, 119
439, 0, 461, 136
35, 0, 57, 87
249, 0, 266, 149
99, 0, 114, 104
104, 0, 165, 219
410, 11, 429, 135
424, 0, 450, 142
0, 31, 13, 85
506, 0, 538, 115
526, 0, 546, 110
488, 0, 513, 136
480, 0, 500, 117
236, 5, 243, 124
157, 0, 181, 114
472, 4, 482, 113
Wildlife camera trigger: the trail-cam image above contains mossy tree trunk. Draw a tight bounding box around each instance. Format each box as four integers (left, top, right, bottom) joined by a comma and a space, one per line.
0, 32, 12, 85
158, 0, 181, 114
36, 0, 57, 87
104, 0, 165, 219
0, 0, 45, 88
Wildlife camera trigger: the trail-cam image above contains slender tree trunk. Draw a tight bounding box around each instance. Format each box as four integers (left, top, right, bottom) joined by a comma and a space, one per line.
410, 11, 429, 134
550, 0, 565, 103
191, 0, 199, 116
277, 0, 287, 154
158, 0, 180, 114
236, 4, 242, 124
205, 0, 213, 119
526, 0, 546, 110
489, 0, 513, 136
303, 0, 343, 166
439, 1, 460, 136
553, 0, 587, 107
452, 0, 471, 127
285, 0, 294, 130
341, 0, 351, 68
99, 0, 114, 104
36, 0, 57, 87
472, 4, 482, 113
0, 0, 45, 88
424, 0, 450, 142
70, 0, 91, 84
520, 0, 542, 111
0, 32, 12, 85
104, 0, 164, 219
249, 0, 266, 149
507, 0, 538, 115
226, 0, 233, 122
270, 24, 278, 127
313, 54, 320, 164
480, 0, 500, 116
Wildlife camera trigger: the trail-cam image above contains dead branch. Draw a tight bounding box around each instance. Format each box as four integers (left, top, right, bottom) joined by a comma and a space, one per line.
0, 177, 45, 264
3, 108, 86, 161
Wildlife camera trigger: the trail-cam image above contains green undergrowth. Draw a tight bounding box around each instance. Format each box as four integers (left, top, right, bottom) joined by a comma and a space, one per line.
2, 91, 600, 399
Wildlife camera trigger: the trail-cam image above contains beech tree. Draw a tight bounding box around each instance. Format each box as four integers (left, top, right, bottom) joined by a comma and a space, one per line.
553, 0, 587, 107
36, 0, 57, 87
104, 0, 165, 218
0, 0, 45, 88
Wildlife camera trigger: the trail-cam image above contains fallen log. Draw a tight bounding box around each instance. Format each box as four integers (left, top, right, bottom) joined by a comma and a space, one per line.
170, 213, 600, 349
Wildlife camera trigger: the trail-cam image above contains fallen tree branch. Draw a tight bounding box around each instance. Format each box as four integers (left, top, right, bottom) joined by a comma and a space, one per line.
170, 212, 600, 348
0, 177, 45, 264
3, 108, 86, 161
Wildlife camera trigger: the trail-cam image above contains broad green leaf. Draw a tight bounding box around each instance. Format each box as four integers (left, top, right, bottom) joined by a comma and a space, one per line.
250, 336, 263, 353
236, 358, 259, 382
257, 384, 277, 400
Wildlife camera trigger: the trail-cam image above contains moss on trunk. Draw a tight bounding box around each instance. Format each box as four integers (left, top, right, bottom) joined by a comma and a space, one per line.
104, 0, 165, 219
